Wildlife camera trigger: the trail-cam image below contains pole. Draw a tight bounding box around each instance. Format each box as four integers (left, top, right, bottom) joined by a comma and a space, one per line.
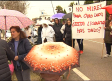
4, 4, 6, 40
4, 16, 6, 40
51, 1, 55, 14
78, 0, 79, 5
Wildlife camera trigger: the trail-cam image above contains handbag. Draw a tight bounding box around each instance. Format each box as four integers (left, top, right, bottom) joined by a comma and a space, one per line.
8, 61, 14, 75
44, 38, 47, 43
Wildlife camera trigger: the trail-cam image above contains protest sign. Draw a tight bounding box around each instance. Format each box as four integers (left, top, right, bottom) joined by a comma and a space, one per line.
72, 1, 106, 39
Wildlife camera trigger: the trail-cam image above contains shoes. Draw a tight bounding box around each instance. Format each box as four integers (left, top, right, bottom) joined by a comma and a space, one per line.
104, 54, 111, 58
78, 50, 83, 54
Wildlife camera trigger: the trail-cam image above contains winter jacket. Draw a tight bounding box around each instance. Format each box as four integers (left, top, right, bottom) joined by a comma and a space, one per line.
37, 26, 43, 44
8, 38, 32, 71
0, 39, 15, 81
63, 24, 72, 40
53, 23, 63, 42
104, 20, 112, 44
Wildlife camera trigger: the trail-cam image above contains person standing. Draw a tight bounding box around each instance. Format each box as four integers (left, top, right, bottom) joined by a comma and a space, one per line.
63, 20, 72, 47
8, 26, 32, 81
41, 21, 55, 43
53, 18, 63, 42
104, 14, 112, 58
0, 39, 15, 81
36, 25, 43, 45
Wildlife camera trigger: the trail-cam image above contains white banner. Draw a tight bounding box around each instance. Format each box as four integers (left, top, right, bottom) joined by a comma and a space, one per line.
72, 1, 106, 39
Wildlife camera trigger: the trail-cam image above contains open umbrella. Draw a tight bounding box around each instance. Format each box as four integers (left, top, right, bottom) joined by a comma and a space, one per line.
24, 42, 80, 75
62, 12, 72, 19
101, 5, 112, 14
0, 9, 33, 30
51, 13, 65, 19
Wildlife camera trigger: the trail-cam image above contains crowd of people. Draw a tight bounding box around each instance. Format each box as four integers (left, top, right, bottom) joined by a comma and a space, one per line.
35, 18, 84, 54
1, 13, 112, 81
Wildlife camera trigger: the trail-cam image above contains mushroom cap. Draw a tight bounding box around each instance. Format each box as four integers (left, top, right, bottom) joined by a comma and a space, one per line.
24, 42, 79, 74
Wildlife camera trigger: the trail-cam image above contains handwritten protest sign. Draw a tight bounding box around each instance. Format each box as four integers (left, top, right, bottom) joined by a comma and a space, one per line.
72, 1, 106, 39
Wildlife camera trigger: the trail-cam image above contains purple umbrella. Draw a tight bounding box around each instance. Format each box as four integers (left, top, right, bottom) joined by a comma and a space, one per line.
51, 13, 65, 19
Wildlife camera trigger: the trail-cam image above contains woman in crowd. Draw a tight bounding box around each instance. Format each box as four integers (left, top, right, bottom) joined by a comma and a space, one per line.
8, 26, 32, 81
104, 14, 112, 58
53, 18, 63, 42
63, 20, 72, 47
41, 21, 55, 43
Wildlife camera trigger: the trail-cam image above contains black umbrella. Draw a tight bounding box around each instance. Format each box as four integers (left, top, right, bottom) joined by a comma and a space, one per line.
62, 12, 72, 19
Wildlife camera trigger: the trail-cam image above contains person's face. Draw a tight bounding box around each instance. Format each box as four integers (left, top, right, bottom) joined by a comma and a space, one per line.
67, 18, 69, 21
109, 15, 112, 20
43, 24, 48, 27
55, 19, 59, 24
62, 22, 65, 25
11, 28, 20, 39
68, 21, 71, 25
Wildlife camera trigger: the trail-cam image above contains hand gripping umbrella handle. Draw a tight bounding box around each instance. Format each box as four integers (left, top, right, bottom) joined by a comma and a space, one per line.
67, 66, 71, 80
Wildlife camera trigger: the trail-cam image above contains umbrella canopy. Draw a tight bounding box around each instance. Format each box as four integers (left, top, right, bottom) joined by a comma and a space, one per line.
51, 13, 65, 19
0, 9, 33, 30
62, 12, 72, 19
36, 20, 53, 26
101, 5, 112, 14
24, 42, 80, 75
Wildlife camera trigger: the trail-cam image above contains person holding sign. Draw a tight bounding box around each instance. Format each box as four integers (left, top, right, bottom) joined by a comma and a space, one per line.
63, 20, 72, 47
104, 14, 112, 58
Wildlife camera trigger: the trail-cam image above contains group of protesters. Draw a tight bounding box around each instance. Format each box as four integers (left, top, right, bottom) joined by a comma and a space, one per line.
35, 18, 84, 54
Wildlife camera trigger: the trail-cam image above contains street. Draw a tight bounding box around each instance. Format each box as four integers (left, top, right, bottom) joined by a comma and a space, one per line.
68, 38, 112, 81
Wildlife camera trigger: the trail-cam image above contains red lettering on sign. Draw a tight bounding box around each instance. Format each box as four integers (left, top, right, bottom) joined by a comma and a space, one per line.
87, 4, 102, 11
76, 7, 83, 12
83, 14, 93, 18
73, 13, 82, 18
90, 21, 105, 26
72, 22, 85, 27
94, 12, 103, 17
88, 27, 101, 33
77, 28, 85, 33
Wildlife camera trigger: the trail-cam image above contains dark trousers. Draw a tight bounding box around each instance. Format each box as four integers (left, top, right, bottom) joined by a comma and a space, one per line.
105, 43, 112, 55
73, 39, 83, 51
65, 39, 72, 47
15, 67, 31, 81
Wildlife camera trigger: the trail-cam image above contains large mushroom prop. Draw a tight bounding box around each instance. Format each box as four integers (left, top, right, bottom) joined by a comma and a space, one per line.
24, 42, 80, 75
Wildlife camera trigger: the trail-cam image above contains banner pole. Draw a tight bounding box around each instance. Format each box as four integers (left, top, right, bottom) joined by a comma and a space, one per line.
101, 39, 104, 59
101, 1, 106, 59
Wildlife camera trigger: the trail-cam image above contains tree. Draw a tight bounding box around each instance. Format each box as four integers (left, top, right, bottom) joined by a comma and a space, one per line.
68, 2, 78, 12
0, 1, 29, 14
84, 0, 93, 4
63, 9, 67, 14
55, 5, 63, 13
69, 2, 75, 8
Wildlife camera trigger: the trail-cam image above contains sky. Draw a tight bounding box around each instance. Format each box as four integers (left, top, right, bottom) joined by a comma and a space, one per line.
26, 1, 85, 19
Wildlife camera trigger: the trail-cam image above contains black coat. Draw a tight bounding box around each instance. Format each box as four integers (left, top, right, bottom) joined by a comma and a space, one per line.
53, 23, 63, 42
63, 24, 72, 40
0, 39, 15, 81
37, 26, 42, 45
8, 38, 32, 71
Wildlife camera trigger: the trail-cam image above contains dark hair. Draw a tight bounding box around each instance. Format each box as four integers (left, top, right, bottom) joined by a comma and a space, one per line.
10, 26, 27, 39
